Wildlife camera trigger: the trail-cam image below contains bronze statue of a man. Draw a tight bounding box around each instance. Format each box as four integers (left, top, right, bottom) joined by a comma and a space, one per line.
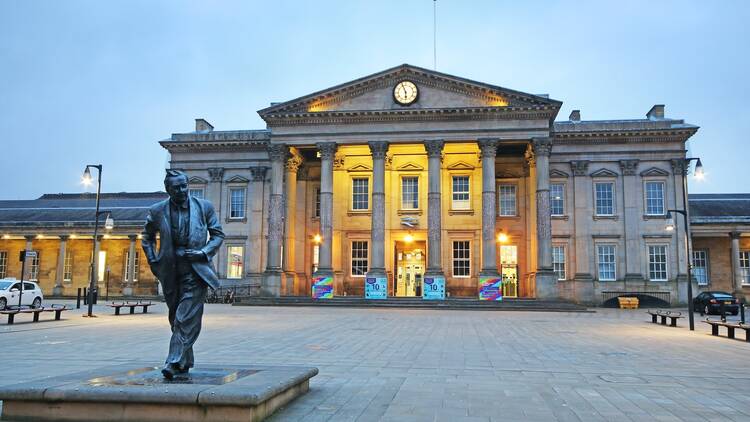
142, 169, 225, 379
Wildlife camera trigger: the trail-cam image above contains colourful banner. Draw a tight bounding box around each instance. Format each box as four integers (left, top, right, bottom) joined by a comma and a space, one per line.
311, 276, 333, 299
422, 276, 445, 300
478, 276, 503, 301
365, 277, 387, 299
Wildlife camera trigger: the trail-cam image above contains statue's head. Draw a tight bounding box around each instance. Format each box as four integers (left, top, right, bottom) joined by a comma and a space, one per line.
164, 169, 189, 204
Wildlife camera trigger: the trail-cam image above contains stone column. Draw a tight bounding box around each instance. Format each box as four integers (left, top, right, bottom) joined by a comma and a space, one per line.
315, 142, 337, 280
123, 235, 137, 296
477, 138, 499, 276
262, 144, 287, 297
620, 160, 642, 281
283, 149, 302, 295
533, 137, 556, 299
207, 167, 225, 271
54, 235, 68, 296
366, 141, 389, 280
730, 232, 743, 294
424, 139, 445, 277
249, 167, 269, 280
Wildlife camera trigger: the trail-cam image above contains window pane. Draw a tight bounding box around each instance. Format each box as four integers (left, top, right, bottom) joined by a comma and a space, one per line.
401, 177, 419, 209
452, 241, 471, 277
692, 250, 708, 285
227, 246, 244, 279
123, 250, 140, 282
352, 178, 369, 210
648, 245, 668, 281
498, 185, 516, 216
230, 188, 246, 218
552, 246, 566, 280
740, 251, 750, 285
314, 187, 321, 218
28, 251, 41, 281
351, 241, 369, 276
595, 183, 614, 215
452, 176, 470, 210
645, 182, 665, 215
550, 184, 565, 216
597, 245, 616, 281
0, 251, 8, 279
189, 188, 204, 199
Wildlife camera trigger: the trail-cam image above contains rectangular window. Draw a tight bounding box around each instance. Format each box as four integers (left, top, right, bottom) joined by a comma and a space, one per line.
229, 188, 246, 219
498, 184, 517, 216
314, 187, 321, 218
351, 241, 368, 276
401, 176, 419, 209
552, 246, 566, 281
550, 184, 565, 216
451, 175, 470, 210
352, 178, 369, 210
123, 250, 140, 282
740, 251, 750, 285
648, 245, 668, 281
0, 251, 7, 279
597, 245, 616, 281
645, 181, 665, 215
452, 240, 471, 277
97, 251, 106, 282
312, 244, 319, 274
63, 250, 73, 282
227, 246, 244, 279
29, 251, 40, 281
189, 187, 205, 199
692, 250, 708, 285
595, 182, 614, 216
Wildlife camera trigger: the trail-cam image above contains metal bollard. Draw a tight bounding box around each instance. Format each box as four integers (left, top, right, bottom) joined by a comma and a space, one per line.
741, 303, 746, 324
83, 287, 88, 305
720, 302, 727, 322
76, 288, 82, 309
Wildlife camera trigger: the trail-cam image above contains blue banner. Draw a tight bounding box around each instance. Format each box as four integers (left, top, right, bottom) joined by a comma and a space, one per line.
365, 277, 387, 299
423, 276, 445, 300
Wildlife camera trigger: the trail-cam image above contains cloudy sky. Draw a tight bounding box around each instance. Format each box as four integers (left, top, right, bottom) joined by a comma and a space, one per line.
1, 0, 747, 199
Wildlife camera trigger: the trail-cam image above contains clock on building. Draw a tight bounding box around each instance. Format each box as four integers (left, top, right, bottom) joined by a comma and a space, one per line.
393, 81, 418, 105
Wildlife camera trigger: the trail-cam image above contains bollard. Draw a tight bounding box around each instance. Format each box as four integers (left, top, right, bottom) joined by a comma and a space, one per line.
720, 302, 727, 322
742, 303, 746, 324
76, 288, 82, 309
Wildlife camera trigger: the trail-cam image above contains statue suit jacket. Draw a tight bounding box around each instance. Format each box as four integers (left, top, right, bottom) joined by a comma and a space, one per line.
141, 196, 225, 290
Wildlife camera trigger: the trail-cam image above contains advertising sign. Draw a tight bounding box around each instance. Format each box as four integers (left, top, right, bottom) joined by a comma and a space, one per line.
422, 276, 445, 300
478, 276, 503, 301
311, 276, 333, 299
365, 277, 387, 299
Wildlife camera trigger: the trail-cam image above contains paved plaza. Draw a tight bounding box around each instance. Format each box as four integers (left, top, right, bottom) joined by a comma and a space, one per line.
0, 302, 748, 421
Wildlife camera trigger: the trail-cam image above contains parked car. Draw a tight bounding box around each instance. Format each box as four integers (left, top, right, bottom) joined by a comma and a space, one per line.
0, 279, 44, 310
693, 291, 740, 316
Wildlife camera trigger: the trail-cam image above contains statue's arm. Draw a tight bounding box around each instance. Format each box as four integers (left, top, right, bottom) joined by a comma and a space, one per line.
141, 208, 159, 263
200, 201, 225, 260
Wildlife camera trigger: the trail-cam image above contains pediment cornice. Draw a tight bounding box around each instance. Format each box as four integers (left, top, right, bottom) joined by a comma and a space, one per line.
347, 163, 372, 172
396, 162, 424, 171
640, 167, 670, 177
590, 168, 619, 178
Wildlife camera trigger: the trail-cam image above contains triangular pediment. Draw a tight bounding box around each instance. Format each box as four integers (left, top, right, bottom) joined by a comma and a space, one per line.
446, 161, 475, 171
347, 163, 372, 172
396, 162, 424, 171
640, 167, 670, 177
258, 64, 561, 121
188, 176, 208, 184
590, 168, 619, 178
549, 169, 569, 178
225, 175, 250, 183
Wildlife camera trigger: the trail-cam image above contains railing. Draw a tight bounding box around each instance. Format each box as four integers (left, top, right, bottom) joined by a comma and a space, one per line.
205, 284, 256, 304
602, 291, 670, 303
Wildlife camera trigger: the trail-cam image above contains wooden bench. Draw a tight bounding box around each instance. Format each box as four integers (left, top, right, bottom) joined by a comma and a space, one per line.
108, 301, 153, 315
646, 310, 683, 327
703, 319, 750, 342
1, 305, 68, 325
618, 297, 639, 309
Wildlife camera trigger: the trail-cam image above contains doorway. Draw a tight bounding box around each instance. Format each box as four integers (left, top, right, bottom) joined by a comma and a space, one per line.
500, 245, 518, 298
394, 241, 426, 297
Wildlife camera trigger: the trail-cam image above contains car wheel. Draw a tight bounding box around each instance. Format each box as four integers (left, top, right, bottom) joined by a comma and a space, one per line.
32, 297, 42, 309
0, 297, 6, 310
704, 305, 711, 316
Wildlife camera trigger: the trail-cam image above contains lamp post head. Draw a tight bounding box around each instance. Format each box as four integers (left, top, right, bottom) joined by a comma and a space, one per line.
104, 215, 114, 230
665, 211, 675, 231
82, 167, 93, 186
693, 158, 705, 180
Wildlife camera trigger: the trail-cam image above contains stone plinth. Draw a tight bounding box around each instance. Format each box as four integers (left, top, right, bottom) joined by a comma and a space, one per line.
0, 363, 318, 422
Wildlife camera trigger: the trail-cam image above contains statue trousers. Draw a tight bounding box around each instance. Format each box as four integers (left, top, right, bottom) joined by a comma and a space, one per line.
164, 260, 208, 369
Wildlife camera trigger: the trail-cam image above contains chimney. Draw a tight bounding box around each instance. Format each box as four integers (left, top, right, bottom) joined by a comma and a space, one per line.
646, 105, 664, 120
195, 118, 214, 132
569, 110, 581, 122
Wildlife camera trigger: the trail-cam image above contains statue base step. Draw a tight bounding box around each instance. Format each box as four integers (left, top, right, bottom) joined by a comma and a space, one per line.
0, 363, 318, 422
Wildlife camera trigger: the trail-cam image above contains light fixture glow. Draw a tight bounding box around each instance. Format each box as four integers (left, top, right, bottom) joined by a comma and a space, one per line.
104, 214, 114, 230
404, 234, 414, 243
665, 212, 675, 232
313, 234, 322, 243
693, 158, 705, 180
82, 167, 93, 186
497, 232, 509, 243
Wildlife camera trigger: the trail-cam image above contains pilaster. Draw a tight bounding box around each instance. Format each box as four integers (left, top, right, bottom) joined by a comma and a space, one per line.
283, 148, 303, 295
424, 139, 445, 277
620, 159, 642, 281
262, 144, 287, 297
477, 138, 499, 276
54, 235, 68, 296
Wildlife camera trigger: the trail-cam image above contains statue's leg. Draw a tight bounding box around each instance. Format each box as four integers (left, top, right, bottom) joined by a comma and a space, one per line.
170, 271, 207, 370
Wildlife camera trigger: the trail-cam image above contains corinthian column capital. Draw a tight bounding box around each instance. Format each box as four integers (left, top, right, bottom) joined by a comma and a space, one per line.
268, 143, 288, 163
424, 139, 445, 158
532, 137, 552, 156
477, 138, 499, 158
316, 142, 337, 161
368, 141, 389, 159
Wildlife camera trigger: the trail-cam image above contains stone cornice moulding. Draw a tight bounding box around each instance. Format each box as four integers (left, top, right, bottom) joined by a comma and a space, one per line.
640, 167, 670, 177
160, 139, 269, 153
188, 176, 208, 185
347, 163, 373, 172
589, 168, 619, 178
446, 161, 475, 171
225, 175, 250, 184
396, 162, 424, 172
549, 169, 569, 178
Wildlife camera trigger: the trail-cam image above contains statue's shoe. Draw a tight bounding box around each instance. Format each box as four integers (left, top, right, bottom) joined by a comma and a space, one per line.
161, 364, 176, 380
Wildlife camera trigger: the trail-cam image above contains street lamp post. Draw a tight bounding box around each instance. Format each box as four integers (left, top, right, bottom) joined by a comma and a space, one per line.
81, 164, 111, 318
666, 157, 704, 331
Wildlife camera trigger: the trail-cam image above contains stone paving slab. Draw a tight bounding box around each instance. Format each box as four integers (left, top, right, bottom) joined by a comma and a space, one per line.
0, 301, 748, 421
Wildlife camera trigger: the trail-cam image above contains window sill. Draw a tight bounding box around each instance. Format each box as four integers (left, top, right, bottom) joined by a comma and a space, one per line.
593, 215, 619, 221
398, 209, 422, 216
497, 215, 521, 220
347, 210, 371, 217
449, 209, 474, 216
226, 217, 247, 223
643, 214, 668, 220
551, 215, 569, 221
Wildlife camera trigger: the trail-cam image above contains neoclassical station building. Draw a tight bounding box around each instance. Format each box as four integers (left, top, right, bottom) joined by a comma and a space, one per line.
2, 65, 749, 305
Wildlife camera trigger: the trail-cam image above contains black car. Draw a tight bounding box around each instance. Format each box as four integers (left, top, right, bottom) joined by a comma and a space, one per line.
693, 291, 740, 316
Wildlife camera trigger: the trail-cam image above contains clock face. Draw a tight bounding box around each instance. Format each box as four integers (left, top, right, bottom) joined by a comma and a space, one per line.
393, 81, 418, 105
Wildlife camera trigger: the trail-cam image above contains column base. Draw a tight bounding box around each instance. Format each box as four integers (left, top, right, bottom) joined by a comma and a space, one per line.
122, 286, 134, 296
365, 269, 387, 278
282, 271, 298, 296
424, 269, 444, 278
52, 286, 64, 296
261, 269, 282, 297
479, 269, 500, 277
535, 269, 558, 300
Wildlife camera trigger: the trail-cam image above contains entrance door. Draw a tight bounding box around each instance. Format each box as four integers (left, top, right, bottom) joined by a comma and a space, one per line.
395, 241, 426, 297
500, 245, 518, 298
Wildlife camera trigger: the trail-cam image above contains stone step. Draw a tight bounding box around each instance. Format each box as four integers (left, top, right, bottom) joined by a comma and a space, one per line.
234, 296, 591, 312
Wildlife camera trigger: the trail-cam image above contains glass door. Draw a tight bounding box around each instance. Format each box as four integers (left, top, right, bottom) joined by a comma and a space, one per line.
500, 245, 518, 298
395, 242, 426, 297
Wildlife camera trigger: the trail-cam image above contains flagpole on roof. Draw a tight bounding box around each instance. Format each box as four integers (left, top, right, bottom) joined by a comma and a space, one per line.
433, 0, 437, 70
